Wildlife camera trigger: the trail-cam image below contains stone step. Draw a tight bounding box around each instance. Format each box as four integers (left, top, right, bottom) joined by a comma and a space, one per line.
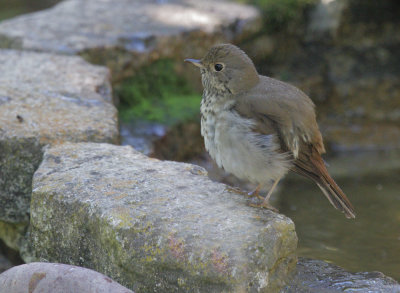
0, 0, 260, 54
0, 49, 118, 225
26, 142, 297, 292
0, 0, 261, 82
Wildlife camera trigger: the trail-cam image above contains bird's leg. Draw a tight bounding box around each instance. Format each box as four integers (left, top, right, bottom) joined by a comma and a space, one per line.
250, 178, 281, 212
261, 178, 280, 206
247, 184, 264, 200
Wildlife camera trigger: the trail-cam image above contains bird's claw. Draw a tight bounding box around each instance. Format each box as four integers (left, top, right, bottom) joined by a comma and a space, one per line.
224, 186, 247, 195
249, 202, 279, 213
247, 190, 265, 201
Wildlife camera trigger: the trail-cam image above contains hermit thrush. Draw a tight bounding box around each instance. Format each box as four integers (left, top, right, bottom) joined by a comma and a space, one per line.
185, 43, 355, 219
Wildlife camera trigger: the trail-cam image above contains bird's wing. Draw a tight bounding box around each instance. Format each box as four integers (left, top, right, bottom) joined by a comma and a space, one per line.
234, 76, 355, 218
234, 76, 325, 157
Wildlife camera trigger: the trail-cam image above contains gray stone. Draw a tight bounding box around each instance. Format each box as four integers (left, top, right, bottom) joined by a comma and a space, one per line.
283, 258, 400, 293
0, 0, 259, 53
0, 49, 118, 224
28, 142, 297, 292
0, 0, 261, 82
0, 262, 134, 293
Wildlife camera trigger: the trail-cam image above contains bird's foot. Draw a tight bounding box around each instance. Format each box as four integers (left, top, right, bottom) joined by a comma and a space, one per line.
247, 190, 264, 201
246, 184, 264, 200
224, 186, 247, 195
249, 201, 279, 213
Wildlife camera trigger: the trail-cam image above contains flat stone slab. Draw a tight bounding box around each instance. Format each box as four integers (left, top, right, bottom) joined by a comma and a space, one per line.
28, 142, 297, 292
0, 49, 118, 223
0, 0, 260, 54
0, 262, 134, 293
284, 258, 400, 292
0, 0, 261, 84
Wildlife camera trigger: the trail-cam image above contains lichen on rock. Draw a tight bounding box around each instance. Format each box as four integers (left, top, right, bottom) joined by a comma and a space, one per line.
27, 142, 297, 292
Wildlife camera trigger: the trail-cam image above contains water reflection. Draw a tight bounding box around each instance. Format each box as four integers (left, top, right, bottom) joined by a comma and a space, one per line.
278, 173, 400, 281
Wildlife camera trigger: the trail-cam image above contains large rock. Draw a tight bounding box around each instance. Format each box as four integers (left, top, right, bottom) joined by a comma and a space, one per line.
0, 49, 118, 225
0, 0, 261, 82
0, 262, 134, 293
27, 142, 297, 292
284, 258, 400, 292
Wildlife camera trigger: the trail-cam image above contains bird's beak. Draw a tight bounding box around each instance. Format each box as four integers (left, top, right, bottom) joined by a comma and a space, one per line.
184, 59, 204, 68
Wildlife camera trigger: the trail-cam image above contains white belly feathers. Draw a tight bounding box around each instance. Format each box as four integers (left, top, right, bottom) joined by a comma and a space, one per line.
200, 97, 291, 186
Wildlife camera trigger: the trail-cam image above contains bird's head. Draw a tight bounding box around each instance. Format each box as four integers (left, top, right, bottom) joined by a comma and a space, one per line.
185, 44, 259, 95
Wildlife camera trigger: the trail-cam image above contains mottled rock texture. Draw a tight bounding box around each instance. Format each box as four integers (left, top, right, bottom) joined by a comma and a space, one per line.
28, 142, 297, 292
0, 49, 118, 225
0, 0, 261, 82
0, 262, 134, 293
284, 258, 400, 293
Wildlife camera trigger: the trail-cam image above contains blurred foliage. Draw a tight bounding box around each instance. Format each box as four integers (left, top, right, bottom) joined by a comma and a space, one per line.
116, 59, 201, 125
239, 0, 318, 31
0, 0, 60, 21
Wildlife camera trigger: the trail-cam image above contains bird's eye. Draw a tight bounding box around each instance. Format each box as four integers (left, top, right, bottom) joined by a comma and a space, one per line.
214, 63, 224, 72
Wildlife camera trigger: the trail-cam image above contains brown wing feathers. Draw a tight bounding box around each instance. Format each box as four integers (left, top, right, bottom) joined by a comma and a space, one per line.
292, 144, 356, 219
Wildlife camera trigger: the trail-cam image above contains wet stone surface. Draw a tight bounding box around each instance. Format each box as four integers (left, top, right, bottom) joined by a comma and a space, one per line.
283, 258, 400, 293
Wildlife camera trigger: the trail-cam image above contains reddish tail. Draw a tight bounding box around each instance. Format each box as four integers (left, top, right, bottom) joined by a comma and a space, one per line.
292, 147, 356, 219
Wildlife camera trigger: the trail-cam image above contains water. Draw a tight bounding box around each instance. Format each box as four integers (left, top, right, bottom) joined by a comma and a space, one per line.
276, 156, 400, 281
120, 121, 167, 155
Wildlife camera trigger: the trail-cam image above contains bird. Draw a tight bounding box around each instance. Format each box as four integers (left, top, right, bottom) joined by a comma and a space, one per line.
185, 43, 355, 219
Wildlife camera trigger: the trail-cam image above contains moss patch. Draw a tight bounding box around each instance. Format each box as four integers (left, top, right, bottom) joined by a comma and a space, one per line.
0, 221, 28, 250
0, 0, 60, 21
116, 59, 201, 125
239, 0, 317, 32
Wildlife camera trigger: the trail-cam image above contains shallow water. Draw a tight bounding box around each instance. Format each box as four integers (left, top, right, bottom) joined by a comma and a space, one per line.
277, 159, 400, 281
